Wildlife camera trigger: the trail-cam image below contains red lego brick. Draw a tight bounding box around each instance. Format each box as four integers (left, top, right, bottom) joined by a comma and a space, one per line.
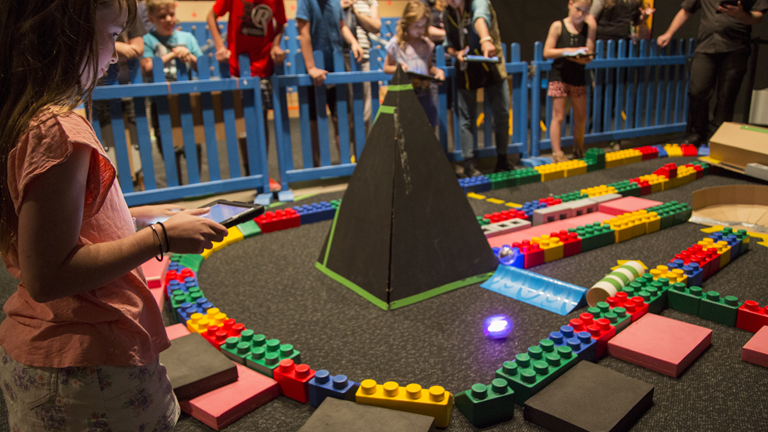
693, 165, 704, 179
737, 301, 768, 333
202, 326, 229, 350
179, 363, 280, 430
273, 359, 316, 403
514, 241, 545, 269
608, 313, 712, 377
483, 209, 528, 223
681, 144, 698, 156
539, 197, 563, 206
608, 294, 649, 322
569, 314, 616, 359
653, 163, 678, 179
743, 327, 768, 368
255, 209, 301, 233
553, 231, 582, 257
141, 255, 170, 289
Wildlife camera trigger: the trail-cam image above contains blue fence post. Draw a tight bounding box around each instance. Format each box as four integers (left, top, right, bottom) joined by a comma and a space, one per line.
313, 51, 332, 167
152, 57, 180, 186
108, 94, 134, 193
614, 39, 626, 132
217, 60, 243, 179
174, 61, 202, 184
272, 62, 295, 191
332, 50, 352, 165
683, 38, 695, 125
196, 55, 221, 182
435, 45, 449, 153
625, 41, 636, 131
238, 54, 270, 195
593, 39, 604, 134
294, 55, 315, 170
634, 39, 647, 129
664, 39, 676, 125
603, 39, 615, 135
647, 40, 658, 126
673, 38, 686, 124
530, 41, 544, 157
510, 43, 528, 158
349, 50, 367, 158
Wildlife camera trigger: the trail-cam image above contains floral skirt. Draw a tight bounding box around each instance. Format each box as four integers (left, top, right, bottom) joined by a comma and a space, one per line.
0, 346, 179, 432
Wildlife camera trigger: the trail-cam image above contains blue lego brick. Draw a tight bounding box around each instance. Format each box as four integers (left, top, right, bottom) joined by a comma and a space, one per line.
165, 276, 199, 299
653, 144, 668, 158
520, 201, 548, 218
175, 298, 214, 324
682, 262, 703, 288
710, 233, 742, 260
698, 145, 710, 156
548, 325, 597, 363
458, 175, 492, 193
293, 201, 336, 225
496, 245, 525, 268
308, 370, 359, 407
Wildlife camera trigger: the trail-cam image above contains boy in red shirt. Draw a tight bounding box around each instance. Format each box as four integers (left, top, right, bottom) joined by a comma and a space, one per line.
208, 0, 286, 189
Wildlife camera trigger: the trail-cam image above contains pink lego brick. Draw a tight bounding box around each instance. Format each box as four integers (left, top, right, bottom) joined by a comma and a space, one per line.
179, 363, 280, 430
488, 212, 615, 248
166, 323, 192, 341
598, 197, 664, 216
742, 326, 768, 368
607, 313, 712, 377
141, 255, 170, 289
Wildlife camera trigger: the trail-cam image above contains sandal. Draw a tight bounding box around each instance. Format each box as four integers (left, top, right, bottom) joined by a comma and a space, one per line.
573, 147, 585, 160
551, 151, 568, 163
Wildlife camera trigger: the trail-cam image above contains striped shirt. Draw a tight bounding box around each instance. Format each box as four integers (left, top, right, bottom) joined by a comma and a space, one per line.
353, 0, 378, 59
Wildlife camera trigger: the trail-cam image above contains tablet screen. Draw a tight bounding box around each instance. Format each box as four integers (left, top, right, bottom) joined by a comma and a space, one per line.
201, 204, 249, 224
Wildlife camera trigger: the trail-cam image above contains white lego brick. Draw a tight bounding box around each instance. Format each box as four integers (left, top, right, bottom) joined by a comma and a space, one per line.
567, 198, 599, 217
589, 193, 623, 204
533, 203, 573, 226
745, 163, 768, 181
484, 218, 532, 237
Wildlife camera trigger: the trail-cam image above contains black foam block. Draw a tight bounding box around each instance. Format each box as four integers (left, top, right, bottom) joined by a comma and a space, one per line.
159, 333, 239, 401
298, 398, 436, 432
524, 361, 654, 432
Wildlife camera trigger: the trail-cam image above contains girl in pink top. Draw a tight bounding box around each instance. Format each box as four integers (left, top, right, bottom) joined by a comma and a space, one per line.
0, 1, 228, 430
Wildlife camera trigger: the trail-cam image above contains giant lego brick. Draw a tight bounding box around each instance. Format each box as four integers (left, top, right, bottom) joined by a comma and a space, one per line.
273, 359, 316, 403
179, 363, 279, 430
607, 313, 712, 377
487, 212, 615, 248
355, 380, 453, 428
483, 218, 532, 238
141, 255, 170, 289
533, 203, 573, 226
742, 326, 768, 368
737, 301, 768, 333
495, 344, 579, 405
698, 291, 742, 326
298, 398, 436, 432
598, 196, 664, 216
160, 333, 239, 400
454, 379, 515, 428
524, 361, 654, 432
255, 209, 301, 233
308, 370, 360, 408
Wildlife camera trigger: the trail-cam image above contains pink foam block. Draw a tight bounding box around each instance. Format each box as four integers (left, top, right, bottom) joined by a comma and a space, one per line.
607, 313, 712, 377
598, 197, 664, 216
166, 323, 191, 341
742, 326, 768, 368
488, 212, 615, 248
141, 255, 170, 289
150, 287, 165, 312
179, 363, 280, 430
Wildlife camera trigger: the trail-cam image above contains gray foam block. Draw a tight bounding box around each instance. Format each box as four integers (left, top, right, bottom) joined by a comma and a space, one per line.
298, 398, 436, 432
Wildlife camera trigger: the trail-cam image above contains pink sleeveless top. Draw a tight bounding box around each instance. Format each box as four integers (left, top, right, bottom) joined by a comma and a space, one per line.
0, 111, 170, 368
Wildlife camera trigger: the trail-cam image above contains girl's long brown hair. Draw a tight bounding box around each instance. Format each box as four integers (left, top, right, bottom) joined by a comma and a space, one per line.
397, 1, 432, 50
0, 0, 136, 255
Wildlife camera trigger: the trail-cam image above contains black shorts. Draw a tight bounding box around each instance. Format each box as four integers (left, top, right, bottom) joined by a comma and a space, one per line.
306, 85, 338, 121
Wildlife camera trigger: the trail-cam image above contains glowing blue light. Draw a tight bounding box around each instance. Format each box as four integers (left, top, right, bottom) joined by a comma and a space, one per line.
483, 314, 513, 339
498, 246, 519, 266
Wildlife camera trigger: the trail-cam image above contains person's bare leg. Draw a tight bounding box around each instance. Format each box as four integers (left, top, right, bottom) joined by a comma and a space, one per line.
549, 97, 567, 162
571, 93, 587, 158
331, 114, 341, 161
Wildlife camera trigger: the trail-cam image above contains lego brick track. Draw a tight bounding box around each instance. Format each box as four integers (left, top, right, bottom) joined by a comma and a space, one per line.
1, 157, 766, 431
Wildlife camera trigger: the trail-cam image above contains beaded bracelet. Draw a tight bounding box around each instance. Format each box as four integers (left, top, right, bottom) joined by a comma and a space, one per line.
157, 221, 170, 253
149, 224, 164, 262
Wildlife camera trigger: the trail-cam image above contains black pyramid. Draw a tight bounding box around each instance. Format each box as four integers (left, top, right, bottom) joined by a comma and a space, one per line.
315, 65, 498, 310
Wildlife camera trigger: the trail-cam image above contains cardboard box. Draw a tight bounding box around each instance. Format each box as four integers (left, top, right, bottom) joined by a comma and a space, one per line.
709, 122, 768, 169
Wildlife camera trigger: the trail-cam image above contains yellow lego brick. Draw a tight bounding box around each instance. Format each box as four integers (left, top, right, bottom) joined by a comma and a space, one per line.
565, 165, 587, 177
204, 307, 228, 328
644, 212, 661, 233
664, 144, 683, 157
186, 312, 212, 334
211, 239, 227, 253
717, 241, 731, 267
540, 169, 565, 181
649, 182, 662, 194
467, 193, 486, 200
505, 202, 523, 208
224, 226, 245, 246
537, 235, 564, 262
201, 247, 214, 260
605, 158, 623, 169
610, 220, 635, 243
486, 198, 506, 204
582, 185, 617, 197
650, 266, 668, 280
356, 380, 453, 428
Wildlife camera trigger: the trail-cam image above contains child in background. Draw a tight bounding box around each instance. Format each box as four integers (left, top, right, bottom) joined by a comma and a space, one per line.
384, 1, 445, 127
296, 0, 363, 167
0, 0, 228, 429
141, 0, 204, 80
543, 0, 596, 162
443, 0, 511, 176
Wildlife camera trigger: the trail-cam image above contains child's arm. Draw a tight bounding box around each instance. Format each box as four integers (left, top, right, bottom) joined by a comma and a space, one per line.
341, 20, 364, 61
271, 23, 286, 64
383, 52, 404, 74
207, 8, 231, 62
296, 19, 327, 86
353, 2, 381, 33
171, 46, 197, 71
17, 144, 228, 303
543, 21, 583, 60
116, 36, 144, 60
428, 55, 445, 81
472, 14, 497, 58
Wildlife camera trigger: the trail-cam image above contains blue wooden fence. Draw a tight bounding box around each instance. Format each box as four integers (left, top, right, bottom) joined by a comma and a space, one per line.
90, 38, 694, 206
530, 38, 695, 156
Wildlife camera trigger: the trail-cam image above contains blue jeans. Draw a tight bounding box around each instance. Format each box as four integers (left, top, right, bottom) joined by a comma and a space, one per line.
456, 79, 510, 159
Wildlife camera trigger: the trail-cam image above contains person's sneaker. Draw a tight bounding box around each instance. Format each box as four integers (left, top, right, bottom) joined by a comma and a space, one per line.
494, 155, 514, 173
464, 159, 482, 177
608, 141, 621, 151
269, 178, 281, 192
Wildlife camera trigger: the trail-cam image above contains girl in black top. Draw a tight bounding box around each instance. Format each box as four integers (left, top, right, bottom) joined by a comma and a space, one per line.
544, 0, 597, 162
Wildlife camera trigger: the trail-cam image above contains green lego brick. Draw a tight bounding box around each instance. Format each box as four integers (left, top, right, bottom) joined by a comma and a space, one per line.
455, 379, 515, 428
668, 283, 703, 315
487, 171, 517, 190
673, 203, 692, 224
554, 191, 583, 202
245, 336, 301, 378
588, 303, 632, 333
623, 278, 671, 315
477, 216, 490, 226
221, 329, 257, 364
178, 254, 204, 273
236, 220, 262, 238
169, 286, 205, 310
698, 291, 742, 326
495, 343, 578, 405
571, 223, 615, 252
330, 199, 342, 209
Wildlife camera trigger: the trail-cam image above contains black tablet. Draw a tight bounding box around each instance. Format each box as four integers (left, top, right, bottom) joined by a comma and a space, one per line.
198, 200, 265, 228
406, 70, 445, 82
465, 55, 502, 64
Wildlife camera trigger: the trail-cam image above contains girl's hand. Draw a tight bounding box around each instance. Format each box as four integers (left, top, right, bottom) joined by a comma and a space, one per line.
481, 40, 497, 58
160, 208, 229, 254
433, 69, 445, 81
400, 62, 410, 71
215, 46, 232, 62
130, 204, 186, 227
270, 45, 286, 64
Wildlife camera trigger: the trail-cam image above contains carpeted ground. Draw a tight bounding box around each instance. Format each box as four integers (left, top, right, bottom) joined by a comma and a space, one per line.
1, 156, 767, 432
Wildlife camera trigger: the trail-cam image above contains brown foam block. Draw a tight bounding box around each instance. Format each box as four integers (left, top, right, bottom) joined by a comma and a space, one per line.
298, 398, 436, 432
524, 361, 654, 432
607, 313, 712, 377
160, 333, 239, 401
742, 326, 768, 368
179, 363, 279, 430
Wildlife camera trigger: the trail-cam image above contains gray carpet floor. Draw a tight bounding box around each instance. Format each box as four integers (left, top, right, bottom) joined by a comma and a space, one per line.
1, 157, 767, 431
